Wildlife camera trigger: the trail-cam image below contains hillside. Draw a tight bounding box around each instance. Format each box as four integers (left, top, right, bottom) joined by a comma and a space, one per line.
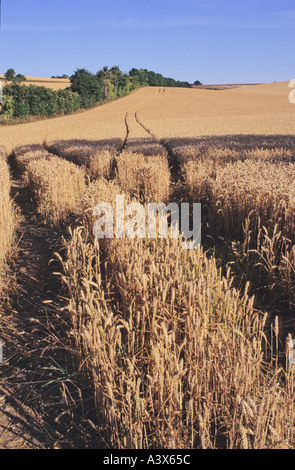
0, 80, 294, 154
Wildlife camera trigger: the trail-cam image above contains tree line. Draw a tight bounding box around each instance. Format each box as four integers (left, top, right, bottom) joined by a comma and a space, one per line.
0, 66, 199, 122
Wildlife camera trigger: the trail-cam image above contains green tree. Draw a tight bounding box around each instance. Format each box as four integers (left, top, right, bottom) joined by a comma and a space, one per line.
129, 68, 148, 87
70, 68, 102, 108
51, 74, 69, 79
97, 66, 113, 100
0, 95, 14, 120
13, 74, 27, 84
4, 68, 16, 81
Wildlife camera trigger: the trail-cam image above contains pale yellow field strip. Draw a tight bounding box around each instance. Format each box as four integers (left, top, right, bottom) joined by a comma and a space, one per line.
0, 75, 70, 90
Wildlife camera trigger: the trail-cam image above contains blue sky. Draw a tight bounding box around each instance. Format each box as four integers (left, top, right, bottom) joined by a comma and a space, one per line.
0, 0, 294, 84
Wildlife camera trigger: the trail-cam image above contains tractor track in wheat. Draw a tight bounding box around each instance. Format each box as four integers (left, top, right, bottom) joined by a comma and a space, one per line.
0, 158, 105, 449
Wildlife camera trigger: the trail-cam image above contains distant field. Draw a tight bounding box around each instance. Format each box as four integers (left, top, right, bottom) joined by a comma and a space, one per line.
0, 75, 70, 90
0, 80, 294, 153
136, 81, 295, 140
193, 83, 262, 90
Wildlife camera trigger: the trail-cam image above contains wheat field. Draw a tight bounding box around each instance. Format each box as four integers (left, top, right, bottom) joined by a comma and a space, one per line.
1, 81, 295, 449
1, 81, 294, 154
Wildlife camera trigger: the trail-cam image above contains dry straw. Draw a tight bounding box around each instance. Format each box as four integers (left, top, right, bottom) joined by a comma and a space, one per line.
0, 160, 19, 297
183, 150, 295, 308
24, 151, 86, 226
46, 139, 122, 180
57, 177, 295, 449
117, 152, 171, 203
13, 144, 51, 175
0, 146, 7, 161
